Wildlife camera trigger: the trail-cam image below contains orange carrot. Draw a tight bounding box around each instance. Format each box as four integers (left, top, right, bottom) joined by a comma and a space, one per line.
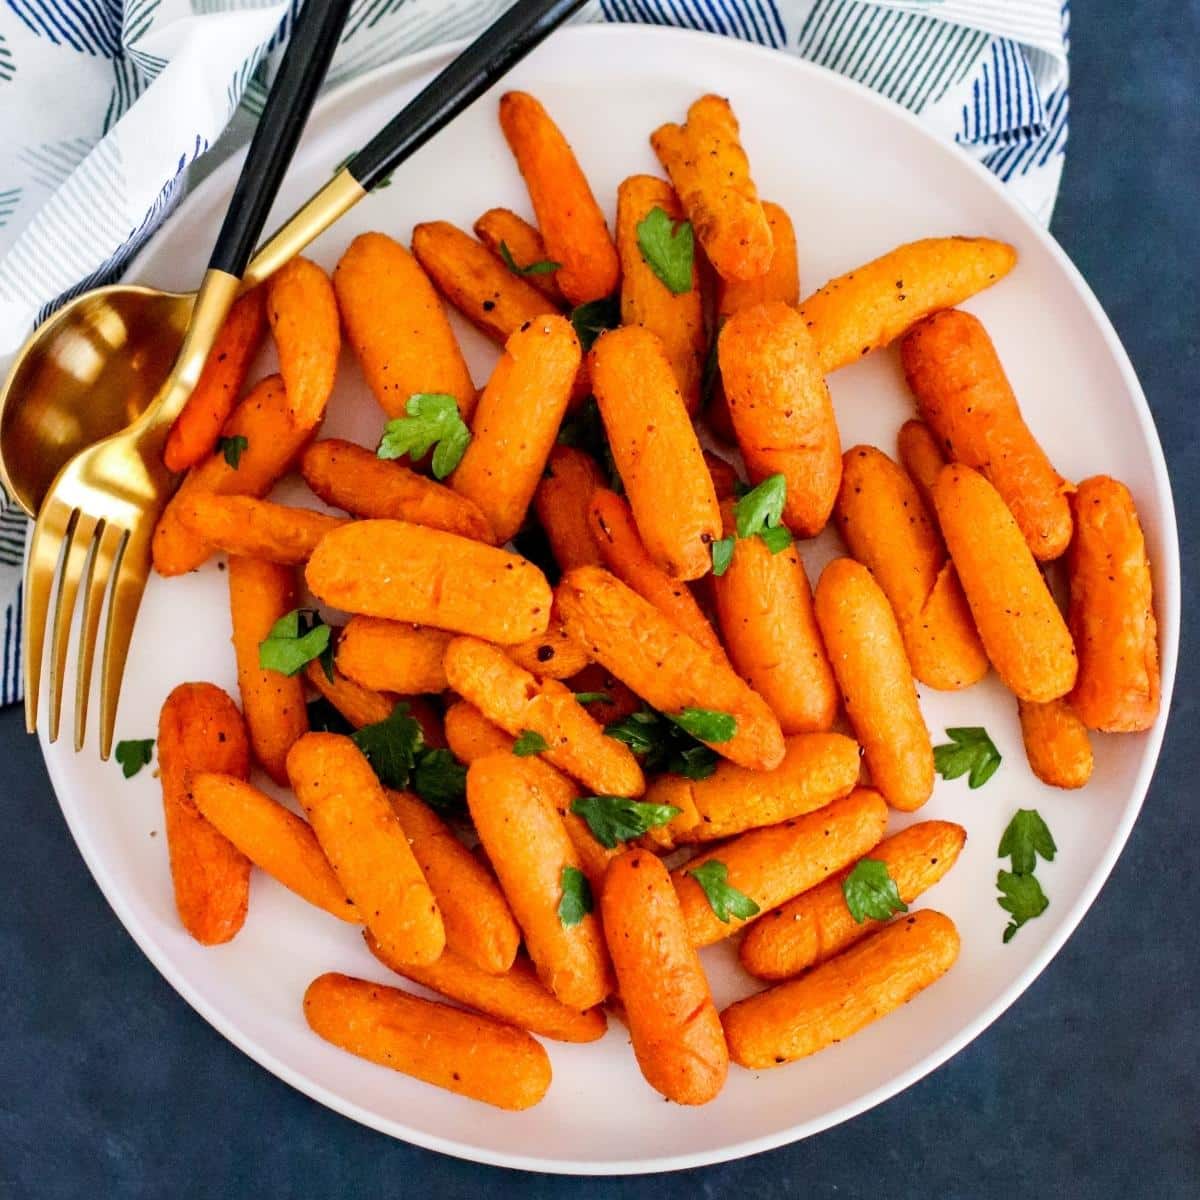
304, 973, 550, 1110
474, 206, 565, 303
798, 237, 1017, 374
719, 300, 841, 537
265, 256, 340, 428
303, 659, 397, 729
157, 683, 251, 945
556, 566, 785, 771
450, 314, 581, 543
227, 556, 307, 785
897, 418, 948, 518
602, 849, 728, 1105
1067, 475, 1160, 731
722, 910, 961, 1067
333, 232, 475, 420
189, 773, 357, 922
704, 451, 741, 501
901, 309, 1073, 561
506, 614, 591, 680
934, 464, 1077, 702
590, 326, 720, 580
286, 733, 444, 965
466, 753, 613, 1009
650, 94, 773, 282
176, 493, 345, 565
498, 91, 619, 306
1017, 698, 1094, 789
306, 519, 551, 644
443, 636, 644, 798
164, 287, 266, 472
739, 820, 966, 980
716, 200, 799, 317
534, 445, 605, 572
336, 617, 451, 696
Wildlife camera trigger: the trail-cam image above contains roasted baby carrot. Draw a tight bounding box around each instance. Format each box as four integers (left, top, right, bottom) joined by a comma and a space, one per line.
739, 820, 966, 980
1017, 698, 1094, 789
902, 309, 1073, 561
227, 556, 307, 785
602, 849, 728, 1105
719, 301, 842, 536
412, 219, 556, 344
466, 753, 613, 1009
286, 733, 444, 966
444, 700, 618, 889
651, 94, 773, 282
299, 439, 495, 544
616, 174, 706, 414
722, 910, 961, 1067
556, 566, 785, 771
498, 91, 619, 306
590, 326, 720, 580
157, 682, 251, 945
716, 200, 800, 317
266, 256, 340, 428
366, 934, 605, 1043
934, 464, 1077, 703
673, 787, 889, 946
176, 493, 345, 565
152, 375, 317, 577
897, 418, 947, 514
474, 206, 565, 303
303, 659, 396, 728
443, 636, 644, 797
814, 558, 934, 812
163, 287, 266, 472
534, 445, 605, 572
306, 519, 551, 644
712, 500, 838, 731
335, 617, 451, 696
798, 236, 1017, 374
1067, 475, 1160, 731
506, 614, 591, 680
834, 445, 988, 691
387, 788, 520, 975
643, 733, 860, 850
333, 232, 475, 420
704, 451, 741, 501
588, 488, 723, 656
189, 773, 357, 922
451, 314, 581, 543
304, 973, 550, 1110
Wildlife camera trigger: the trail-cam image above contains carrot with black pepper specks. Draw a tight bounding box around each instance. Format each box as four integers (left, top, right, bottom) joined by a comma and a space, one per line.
336, 617, 452, 696
474, 207, 565, 303
534, 445, 605, 572
266, 257, 339, 428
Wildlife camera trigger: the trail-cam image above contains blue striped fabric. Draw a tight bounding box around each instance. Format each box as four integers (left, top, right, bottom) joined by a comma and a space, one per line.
0, 0, 1071, 705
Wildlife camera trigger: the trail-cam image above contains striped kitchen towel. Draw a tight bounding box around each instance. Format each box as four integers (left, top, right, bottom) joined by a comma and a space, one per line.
0, 0, 1070, 704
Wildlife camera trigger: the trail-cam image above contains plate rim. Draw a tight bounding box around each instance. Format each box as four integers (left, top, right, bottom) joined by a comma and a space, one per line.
39, 23, 1180, 1175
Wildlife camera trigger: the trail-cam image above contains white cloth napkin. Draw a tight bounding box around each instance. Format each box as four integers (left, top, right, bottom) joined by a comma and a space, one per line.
0, 0, 1070, 704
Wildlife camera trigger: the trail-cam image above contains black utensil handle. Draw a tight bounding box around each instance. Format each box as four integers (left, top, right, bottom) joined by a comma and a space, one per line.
209, 0, 352, 276
346, 0, 588, 191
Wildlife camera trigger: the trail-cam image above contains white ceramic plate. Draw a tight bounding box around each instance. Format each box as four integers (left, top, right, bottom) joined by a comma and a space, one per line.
39, 26, 1178, 1175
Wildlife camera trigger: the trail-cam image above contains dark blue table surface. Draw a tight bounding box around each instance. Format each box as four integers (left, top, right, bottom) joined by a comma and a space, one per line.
3, 7, 1197, 1198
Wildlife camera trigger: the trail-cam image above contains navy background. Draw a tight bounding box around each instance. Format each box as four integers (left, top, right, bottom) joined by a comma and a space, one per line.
2, 6, 1197, 1196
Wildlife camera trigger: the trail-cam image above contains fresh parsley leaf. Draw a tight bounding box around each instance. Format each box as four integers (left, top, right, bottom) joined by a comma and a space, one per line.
306, 697, 354, 735
997, 869, 1049, 942
670, 707, 736, 744
572, 691, 613, 705
557, 865, 593, 927
701, 318, 725, 408
934, 726, 1002, 789
217, 434, 248, 469
998, 808, 1056, 876
557, 396, 621, 491
605, 707, 719, 779
758, 524, 793, 555
569, 295, 621, 353
735, 474, 788, 539
350, 703, 424, 790
114, 738, 154, 778
498, 240, 561, 277
687, 860, 760, 923
412, 749, 467, 814
604, 709, 661, 756
377, 393, 471, 479
842, 859, 909, 924
636, 207, 694, 295
711, 535, 736, 577
512, 729, 549, 757
570, 795, 681, 849
672, 743, 719, 780
258, 610, 332, 676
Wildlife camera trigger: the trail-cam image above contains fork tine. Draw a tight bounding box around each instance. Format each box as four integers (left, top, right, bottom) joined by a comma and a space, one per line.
47, 511, 98, 743
98, 525, 147, 761
23, 499, 74, 735
74, 520, 124, 753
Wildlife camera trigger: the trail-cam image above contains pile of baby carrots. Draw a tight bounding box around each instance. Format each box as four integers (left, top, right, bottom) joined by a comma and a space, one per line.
143, 89, 1161, 1112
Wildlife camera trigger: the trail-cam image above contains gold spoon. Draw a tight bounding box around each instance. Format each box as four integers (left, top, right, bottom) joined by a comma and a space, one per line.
0, 0, 587, 521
